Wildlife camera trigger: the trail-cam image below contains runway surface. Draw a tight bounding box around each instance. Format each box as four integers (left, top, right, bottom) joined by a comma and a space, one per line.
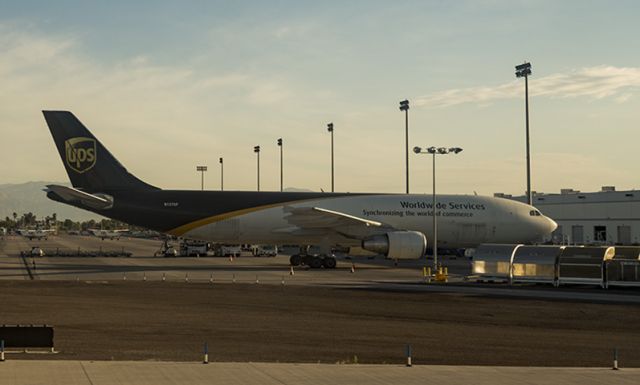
3, 361, 638, 385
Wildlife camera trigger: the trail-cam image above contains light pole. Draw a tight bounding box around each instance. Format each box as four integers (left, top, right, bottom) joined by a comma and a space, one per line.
219, 157, 224, 191
277, 138, 283, 192
413, 146, 463, 272
196, 165, 207, 190
327, 122, 334, 192
515, 61, 532, 205
254, 145, 261, 191
399, 99, 410, 194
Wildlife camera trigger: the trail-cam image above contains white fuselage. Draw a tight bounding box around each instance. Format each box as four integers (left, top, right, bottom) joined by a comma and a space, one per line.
183, 194, 556, 248
18, 229, 53, 240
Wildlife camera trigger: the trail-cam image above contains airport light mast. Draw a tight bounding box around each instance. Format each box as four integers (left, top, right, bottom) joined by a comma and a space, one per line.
196, 165, 207, 191
277, 138, 283, 192
219, 157, 224, 191
399, 99, 410, 194
413, 146, 463, 272
327, 123, 334, 192
515, 61, 532, 205
254, 145, 261, 191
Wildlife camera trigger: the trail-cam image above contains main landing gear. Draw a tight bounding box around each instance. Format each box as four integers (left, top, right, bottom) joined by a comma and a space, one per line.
289, 254, 337, 269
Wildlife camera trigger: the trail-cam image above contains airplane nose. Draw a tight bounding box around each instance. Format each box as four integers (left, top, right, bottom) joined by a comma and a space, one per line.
546, 217, 558, 233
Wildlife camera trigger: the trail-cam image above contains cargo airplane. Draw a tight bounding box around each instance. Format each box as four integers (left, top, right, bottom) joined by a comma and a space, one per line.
43, 111, 557, 268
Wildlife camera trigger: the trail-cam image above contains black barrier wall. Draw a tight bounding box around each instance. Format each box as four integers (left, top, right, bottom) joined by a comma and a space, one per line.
0, 325, 54, 348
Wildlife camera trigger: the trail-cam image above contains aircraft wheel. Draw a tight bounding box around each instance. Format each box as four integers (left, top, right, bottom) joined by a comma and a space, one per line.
309, 256, 323, 269
290, 254, 302, 266
322, 256, 337, 269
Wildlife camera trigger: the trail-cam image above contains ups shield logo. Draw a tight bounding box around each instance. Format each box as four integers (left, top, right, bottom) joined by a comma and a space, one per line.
65, 137, 97, 173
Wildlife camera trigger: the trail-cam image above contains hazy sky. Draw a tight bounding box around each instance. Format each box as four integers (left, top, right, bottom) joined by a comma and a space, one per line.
1, 1, 639, 195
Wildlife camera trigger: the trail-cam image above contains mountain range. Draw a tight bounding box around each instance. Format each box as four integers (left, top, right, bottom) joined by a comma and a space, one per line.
0, 181, 103, 221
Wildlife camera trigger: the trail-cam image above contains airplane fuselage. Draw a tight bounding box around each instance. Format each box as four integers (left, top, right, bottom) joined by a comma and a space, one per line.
50, 189, 554, 248
181, 193, 552, 247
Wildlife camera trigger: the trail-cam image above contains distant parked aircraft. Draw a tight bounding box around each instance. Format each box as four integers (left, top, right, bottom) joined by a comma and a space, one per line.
88, 228, 129, 240
17, 229, 55, 241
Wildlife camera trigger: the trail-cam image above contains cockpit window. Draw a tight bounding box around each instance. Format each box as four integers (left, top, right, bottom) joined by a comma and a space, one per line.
529, 210, 542, 216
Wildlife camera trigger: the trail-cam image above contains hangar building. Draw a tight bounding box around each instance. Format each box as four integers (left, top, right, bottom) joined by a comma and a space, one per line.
495, 186, 640, 246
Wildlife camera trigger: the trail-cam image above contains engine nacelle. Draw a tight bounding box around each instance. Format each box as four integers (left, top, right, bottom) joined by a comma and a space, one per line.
361, 231, 427, 259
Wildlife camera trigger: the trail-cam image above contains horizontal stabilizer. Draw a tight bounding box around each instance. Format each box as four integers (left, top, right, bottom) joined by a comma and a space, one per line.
46, 184, 114, 210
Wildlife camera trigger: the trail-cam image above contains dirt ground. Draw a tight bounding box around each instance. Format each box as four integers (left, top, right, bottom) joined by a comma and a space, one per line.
1, 281, 639, 366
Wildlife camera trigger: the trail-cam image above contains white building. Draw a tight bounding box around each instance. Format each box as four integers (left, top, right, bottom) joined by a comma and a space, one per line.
496, 186, 640, 245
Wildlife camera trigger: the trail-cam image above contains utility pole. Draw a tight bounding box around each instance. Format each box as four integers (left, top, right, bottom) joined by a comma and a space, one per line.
399, 100, 410, 194
277, 138, 283, 191
254, 146, 261, 191
327, 123, 334, 192
196, 165, 207, 190
219, 157, 224, 191
516, 62, 533, 205
413, 146, 463, 272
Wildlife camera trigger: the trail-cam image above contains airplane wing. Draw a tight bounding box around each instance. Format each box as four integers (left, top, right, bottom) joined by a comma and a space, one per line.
281, 207, 397, 240
46, 184, 113, 210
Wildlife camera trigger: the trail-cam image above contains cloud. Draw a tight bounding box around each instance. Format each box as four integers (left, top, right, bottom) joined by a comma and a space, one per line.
415, 66, 640, 108
0, 25, 302, 189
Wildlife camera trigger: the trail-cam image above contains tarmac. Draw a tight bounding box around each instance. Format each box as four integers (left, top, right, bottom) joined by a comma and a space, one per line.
0, 234, 458, 284
2, 361, 639, 385
2, 234, 639, 304
1, 234, 640, 383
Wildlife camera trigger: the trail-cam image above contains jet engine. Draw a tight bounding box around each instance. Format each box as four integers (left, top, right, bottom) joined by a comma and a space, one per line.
361, 231, 427, 259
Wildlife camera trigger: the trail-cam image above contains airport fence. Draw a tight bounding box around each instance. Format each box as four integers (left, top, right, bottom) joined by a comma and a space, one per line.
20, 247, 132, 258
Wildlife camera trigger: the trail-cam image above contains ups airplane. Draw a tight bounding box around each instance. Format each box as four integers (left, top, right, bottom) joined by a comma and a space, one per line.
43, 111, 557, 268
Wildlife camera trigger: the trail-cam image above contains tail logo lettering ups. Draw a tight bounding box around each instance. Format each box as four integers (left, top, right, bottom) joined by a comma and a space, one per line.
65, 137, 96, 173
